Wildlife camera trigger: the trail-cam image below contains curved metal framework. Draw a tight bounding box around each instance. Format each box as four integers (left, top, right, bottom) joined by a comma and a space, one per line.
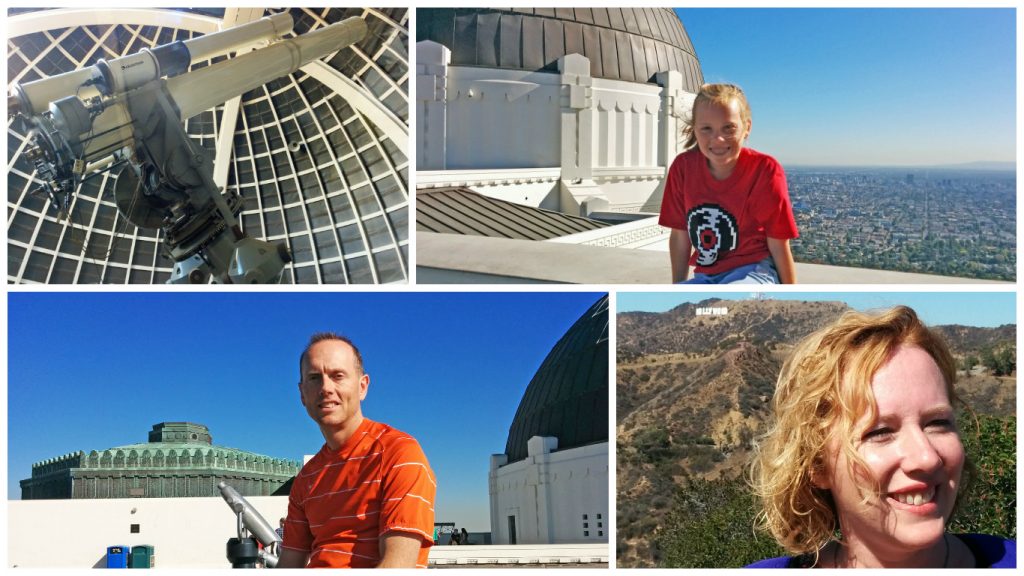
7, 7, 409, 284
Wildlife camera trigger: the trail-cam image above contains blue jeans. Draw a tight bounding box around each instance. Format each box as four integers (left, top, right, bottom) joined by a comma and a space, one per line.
682, 257, 780, 284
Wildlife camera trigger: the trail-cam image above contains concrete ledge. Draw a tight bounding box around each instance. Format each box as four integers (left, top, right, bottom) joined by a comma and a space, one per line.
428, 544, 608, 566
418, 232, 669, 283
417, 232, 1009, 284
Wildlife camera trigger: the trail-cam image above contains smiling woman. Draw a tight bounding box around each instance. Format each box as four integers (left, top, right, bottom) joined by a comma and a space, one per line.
749, 306, 1016, 568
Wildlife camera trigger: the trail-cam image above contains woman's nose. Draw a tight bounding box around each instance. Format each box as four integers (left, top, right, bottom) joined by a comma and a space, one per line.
899, 428, 942, 472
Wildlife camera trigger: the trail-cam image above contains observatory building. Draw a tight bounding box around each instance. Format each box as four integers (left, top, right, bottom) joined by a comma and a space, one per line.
416, 9, 703, 282
20, 422, 300, 499
489, 295, 609, 544
8, 8, 409, 284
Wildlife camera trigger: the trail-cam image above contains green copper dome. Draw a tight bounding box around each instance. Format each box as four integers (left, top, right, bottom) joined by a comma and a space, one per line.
21, 422, 300, 499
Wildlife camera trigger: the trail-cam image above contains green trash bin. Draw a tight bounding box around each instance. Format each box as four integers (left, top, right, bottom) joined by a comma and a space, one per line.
129, 545, 155, 568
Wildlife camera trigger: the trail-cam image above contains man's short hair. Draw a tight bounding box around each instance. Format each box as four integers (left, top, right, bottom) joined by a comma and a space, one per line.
298, 332, 365, 379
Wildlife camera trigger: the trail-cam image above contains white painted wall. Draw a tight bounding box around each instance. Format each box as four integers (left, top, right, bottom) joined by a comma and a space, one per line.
416, 39, 696, 220
8, 495, 288, 568
590, 77, 663, 170
445, 66, 563, 170
8, 496, 612, 568
420, 63, 669, 176
489, 440, 608, 545
590, 171, 668, 213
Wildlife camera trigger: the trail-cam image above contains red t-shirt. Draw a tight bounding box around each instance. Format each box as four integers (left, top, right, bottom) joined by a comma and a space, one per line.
659, 147, 798, 275
283, 418, 436, 568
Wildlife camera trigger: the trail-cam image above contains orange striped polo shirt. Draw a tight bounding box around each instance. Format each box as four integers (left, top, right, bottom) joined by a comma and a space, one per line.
282, 418, 436, 568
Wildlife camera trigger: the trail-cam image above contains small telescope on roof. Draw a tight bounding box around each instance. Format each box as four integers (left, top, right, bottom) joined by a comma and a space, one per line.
10, 12, 368, 284
218, 481, 282, 568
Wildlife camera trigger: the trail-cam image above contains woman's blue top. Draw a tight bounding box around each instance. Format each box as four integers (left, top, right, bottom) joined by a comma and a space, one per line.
746, 534, 1016, 568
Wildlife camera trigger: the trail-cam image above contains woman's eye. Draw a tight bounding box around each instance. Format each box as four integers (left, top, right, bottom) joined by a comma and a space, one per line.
863, 427, 893, 442
927, 419, 955, 430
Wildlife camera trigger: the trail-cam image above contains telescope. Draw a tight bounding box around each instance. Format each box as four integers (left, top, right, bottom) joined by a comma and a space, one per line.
10, 12, 368, 283
218, 481, 282, 568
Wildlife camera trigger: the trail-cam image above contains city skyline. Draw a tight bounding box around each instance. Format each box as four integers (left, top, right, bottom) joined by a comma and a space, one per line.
7, 292, 606, 532
786, 168, 1015, 281
678, 8, 1015, 167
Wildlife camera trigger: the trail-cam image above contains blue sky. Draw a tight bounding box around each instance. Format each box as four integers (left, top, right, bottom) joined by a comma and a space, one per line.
7, 291, 605, 531
677, 8, 1016, 167
618, 291, 1016, 328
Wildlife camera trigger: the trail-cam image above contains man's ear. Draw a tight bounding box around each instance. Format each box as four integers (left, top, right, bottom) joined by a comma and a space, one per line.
358, 373, 369, 400
298, 381, 306, 405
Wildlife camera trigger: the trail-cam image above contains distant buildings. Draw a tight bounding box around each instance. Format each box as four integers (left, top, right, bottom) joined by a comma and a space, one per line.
788, 168, 1015, 281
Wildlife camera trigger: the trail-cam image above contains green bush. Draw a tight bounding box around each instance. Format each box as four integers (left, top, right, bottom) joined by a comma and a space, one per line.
656, 476, 783, 568
980, 346, 1016, 377
950, 414, 1016, 539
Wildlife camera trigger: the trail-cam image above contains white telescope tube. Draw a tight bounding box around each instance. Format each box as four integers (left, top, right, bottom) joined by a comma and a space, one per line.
10, 68, 96, 118
168, 17, 367, 121
10, 12, 295, 116
218, 481, 281, 547
96, 12, 296, 98
185, 12, 293, 63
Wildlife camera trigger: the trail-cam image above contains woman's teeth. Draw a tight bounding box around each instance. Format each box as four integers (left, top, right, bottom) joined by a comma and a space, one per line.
892, 488, 935, 505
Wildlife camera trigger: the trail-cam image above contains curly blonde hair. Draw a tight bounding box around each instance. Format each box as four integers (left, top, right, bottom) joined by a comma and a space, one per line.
682, 83, 752, 151
750, 306, 959, 557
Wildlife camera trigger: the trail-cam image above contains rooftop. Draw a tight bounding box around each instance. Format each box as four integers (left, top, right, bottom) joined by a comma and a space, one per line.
417, 187, 609, 240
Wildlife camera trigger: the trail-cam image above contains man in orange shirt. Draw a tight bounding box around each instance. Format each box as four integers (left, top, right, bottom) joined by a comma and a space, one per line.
277, 333, 436, 568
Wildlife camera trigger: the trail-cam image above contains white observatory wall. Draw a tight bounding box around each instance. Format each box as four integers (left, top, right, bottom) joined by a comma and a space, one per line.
444, 66, 562, 170
591, 78, 662, 170
589, 78, 667, 213
489, 442, 608, 545
8, 495, 288, 568
418, 41, 697, 217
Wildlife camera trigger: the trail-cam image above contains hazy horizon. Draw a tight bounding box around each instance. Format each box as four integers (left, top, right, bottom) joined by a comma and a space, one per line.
783, 161, 1015, 170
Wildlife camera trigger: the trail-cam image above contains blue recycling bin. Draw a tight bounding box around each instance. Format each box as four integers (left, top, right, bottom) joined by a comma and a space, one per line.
106, 545, 130, 568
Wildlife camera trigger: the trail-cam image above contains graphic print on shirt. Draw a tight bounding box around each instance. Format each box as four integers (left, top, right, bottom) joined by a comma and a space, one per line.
686, 204, 739, 266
